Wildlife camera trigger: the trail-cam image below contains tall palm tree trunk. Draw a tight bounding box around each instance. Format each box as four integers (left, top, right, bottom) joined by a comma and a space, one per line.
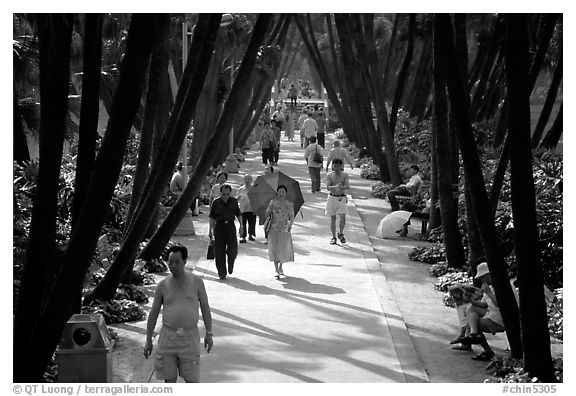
434, 13, 522, 359
139, 14, 273, 260
13, 14, 159, 382
504, 15, 556, 381
531, 52, 562, 148
13, 14, 74, 363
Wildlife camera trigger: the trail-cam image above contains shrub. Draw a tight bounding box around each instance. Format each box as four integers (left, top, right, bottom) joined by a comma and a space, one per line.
484, 356, 563, 383
360, 160, 381, 180
434, 271, 471, 292
82, 299, 146, 324
409, 243, 446, 264
115, 284, 148, 304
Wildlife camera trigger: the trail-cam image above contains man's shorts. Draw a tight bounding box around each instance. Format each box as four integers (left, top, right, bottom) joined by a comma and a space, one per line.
325, 194, 349, 216
479, 317, 505, 335
154, 326, 201, 382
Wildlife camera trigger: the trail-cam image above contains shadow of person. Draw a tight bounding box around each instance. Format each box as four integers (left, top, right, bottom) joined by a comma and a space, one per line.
279, 276, 345, 295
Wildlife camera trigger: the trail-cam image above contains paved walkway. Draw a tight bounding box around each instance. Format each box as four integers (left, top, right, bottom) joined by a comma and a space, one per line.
110, 131, 562, 383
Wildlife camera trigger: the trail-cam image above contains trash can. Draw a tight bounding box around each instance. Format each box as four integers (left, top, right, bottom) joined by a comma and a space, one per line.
55, 313, 115, 382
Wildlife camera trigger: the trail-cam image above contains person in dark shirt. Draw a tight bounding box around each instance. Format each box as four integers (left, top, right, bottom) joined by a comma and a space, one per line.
208, 184, 243, 280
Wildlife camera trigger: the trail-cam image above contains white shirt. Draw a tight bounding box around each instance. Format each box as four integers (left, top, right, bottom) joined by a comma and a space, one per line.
236, 185, 252, 213
406, 174, 423, 193
303, 117, 318, 138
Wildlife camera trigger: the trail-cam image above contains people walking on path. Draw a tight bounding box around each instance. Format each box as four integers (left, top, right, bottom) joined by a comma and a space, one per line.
315, 109, 327, 148
302, 111, 318, 148
304, 135, 323, 193
209, 171, 229, 208
170, 162, 186, 198
298, 106, 309, 147
271, 119, 281, 165
236, 174, 256, 243
285, 109, 295, 141
272, 103, 285, 132
288, 83, 298, 108
259, 121, 277, 165
325, 140, 355, 171
265, 185, 295, 279
325, 158, 350, 245
209, 184, 243, 280
143, 245, 213, 383
386, 165, 423, 211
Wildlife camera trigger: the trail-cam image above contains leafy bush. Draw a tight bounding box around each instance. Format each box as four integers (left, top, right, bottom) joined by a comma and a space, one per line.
548, 288, 563, 340
129, 270, 155, 286
82, 299, 145, 324
484, 356, 563, 383
143, 258, 168, 273
434, 271, 471, 292
371, 181, 391, 199
115, 284, 148, 304
360, 160, 381, 180
408, 243, 446, 264
428, 262, 454, 277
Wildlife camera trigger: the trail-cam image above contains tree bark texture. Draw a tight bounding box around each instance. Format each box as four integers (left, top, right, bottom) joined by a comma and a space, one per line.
434, 13, 522, 359
504, 14, 556, 381
531, 52, 562, 148
84, 14, 223, 303
432, 27, 466, 269
539, 103, 562, 150
139, 14, 272, 260
13, 14, 74, 367
14, 14, 159, 382
71, 14, 103, 230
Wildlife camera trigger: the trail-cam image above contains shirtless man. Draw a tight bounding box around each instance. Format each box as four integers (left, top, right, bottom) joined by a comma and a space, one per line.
143, 245, 213, 383
325, 158, 350, 245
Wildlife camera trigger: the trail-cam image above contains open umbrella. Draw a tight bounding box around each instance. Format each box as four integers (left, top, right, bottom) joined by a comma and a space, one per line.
376, 210, 412, 238
248, 171, 304, 221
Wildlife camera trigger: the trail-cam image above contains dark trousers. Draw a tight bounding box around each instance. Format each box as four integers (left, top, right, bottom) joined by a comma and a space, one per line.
262, 148, 274, 164
308, 167, 321, 192
241, 212, 256, 238
274, 144, 280, 163
290, 96, 297, 107
387, 186, 411, 211
317, 133, 325, 148
214, 222, 238, 278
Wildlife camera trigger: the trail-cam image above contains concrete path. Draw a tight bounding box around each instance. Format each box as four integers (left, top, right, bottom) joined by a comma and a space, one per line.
110, 130, 562, 383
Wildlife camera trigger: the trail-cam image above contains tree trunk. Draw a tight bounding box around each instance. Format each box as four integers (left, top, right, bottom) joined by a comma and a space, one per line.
13, 14, 74, 366
504, 14, 556, 381
381, 13, 400, 98
13, 93, 30, 163
434, 13, 522, 359
71, 14, 103, 231
539, 103, 563, 150
140, 14, 273, 260
531, 52, 562, 148
390, 14, 416, 138
124, 15, 170, 235
14, 14, 160, 382
428, 121, 441, 230
432, 27, 466, 269
84, 15, 223, 303
464, 177, 485, 263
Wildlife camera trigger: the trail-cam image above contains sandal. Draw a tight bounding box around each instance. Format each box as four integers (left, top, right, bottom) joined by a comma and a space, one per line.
461, 333, 486, 345
338, 233, 346, 243
330, 237, 337, 245
471, 351, 495, 361
452, 344, 473, 351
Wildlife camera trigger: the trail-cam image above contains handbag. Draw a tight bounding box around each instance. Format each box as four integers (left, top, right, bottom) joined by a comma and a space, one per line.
313, 144, 323, 163
264, 213, 273, 233
206, 239, 215, 260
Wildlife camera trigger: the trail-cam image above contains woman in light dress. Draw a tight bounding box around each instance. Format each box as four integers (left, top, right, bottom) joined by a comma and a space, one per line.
265, 185, 295, 278
285, 110, 295, 141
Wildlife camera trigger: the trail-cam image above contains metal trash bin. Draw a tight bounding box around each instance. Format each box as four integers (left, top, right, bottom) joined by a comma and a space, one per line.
55, 313, 115, 382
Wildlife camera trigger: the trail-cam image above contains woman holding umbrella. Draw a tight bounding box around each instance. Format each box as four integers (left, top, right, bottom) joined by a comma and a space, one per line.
264, 185, 294, 279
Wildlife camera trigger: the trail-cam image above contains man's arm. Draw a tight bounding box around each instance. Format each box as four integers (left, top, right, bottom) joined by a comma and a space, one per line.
144, 282, 163, 358
197, 277, 213, 353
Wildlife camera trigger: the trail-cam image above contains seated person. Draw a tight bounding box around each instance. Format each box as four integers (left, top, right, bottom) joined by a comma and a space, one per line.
387, 165, 423, 212
448, 284, 482, 351
459, 262, 505, 361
